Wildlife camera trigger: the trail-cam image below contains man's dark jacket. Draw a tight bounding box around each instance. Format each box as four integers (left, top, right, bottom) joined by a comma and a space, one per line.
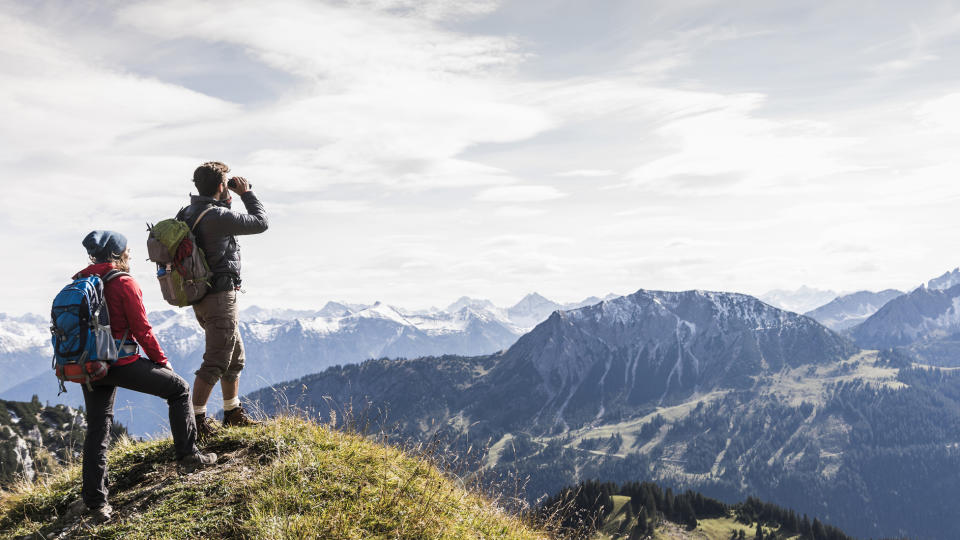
178, 192, 268, 285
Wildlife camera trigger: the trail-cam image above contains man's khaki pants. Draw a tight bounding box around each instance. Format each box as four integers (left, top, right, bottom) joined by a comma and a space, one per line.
193, 289, 245, 384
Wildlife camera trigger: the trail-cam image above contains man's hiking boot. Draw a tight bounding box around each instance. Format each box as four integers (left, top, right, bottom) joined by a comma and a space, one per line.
178, 451, 218, 473
223, 406, 259, 427
89, 503, 113, 523
68, 500, 112, 523
195, 413, 221, 442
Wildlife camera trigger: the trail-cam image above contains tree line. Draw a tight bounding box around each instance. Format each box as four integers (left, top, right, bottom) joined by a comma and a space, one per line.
539, 479, 859, 540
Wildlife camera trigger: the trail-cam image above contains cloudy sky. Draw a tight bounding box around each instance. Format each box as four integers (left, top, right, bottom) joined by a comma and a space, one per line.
3, 0, 960, 314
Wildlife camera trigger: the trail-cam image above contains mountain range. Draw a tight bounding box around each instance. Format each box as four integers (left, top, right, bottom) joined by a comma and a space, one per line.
10, 270, 960, 537
246, 281, 960, 539
803, 289, 904, 331
848, 271, 960, 366
0, 293, 613, 436
248, 286, 858, 440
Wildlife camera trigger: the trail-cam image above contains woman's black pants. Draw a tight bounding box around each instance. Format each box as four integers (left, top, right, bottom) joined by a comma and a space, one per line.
81, 358, 198, 508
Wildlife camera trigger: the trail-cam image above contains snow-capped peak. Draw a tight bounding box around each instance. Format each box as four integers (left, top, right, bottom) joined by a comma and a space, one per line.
351, 302, 412, 326
0, 315, 49, 353
148, 309, 200, 332
446, 296, 497, 313
509, 292, 557, 312
924, 268, 960, 291
317, 301, 362, 318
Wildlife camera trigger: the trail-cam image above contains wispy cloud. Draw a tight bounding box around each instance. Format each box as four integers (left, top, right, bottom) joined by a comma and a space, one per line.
475, 185, 567, 203
494, 206, 548, 218
112, 0, 552, 191
0, 13, 237, 161
624, 94, 856, 193
3, 0, 960, 313
273, 199, 375, 216
347, 0, 503, 21
917, 92, 960, 133
554, 169, 616, 177
869, 53, 939, 76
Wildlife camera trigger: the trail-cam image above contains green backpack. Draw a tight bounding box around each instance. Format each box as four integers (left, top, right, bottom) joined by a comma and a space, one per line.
146, 206, 215, 307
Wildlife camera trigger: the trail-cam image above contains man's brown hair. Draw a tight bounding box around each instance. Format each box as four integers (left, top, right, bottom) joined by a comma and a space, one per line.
194, 161, 230, 197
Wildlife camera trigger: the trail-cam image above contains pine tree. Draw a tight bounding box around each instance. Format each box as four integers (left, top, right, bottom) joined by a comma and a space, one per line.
637, 506, 649, 534
812, 518, 827, 540
788, 509, 799, 532
680, 499, 698, 530
618, 504, 634, 536
663, 489, 675, 521
643, 491, 657, 517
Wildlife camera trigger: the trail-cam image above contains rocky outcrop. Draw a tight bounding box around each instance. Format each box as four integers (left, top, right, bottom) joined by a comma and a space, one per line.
0, 396, 119, 487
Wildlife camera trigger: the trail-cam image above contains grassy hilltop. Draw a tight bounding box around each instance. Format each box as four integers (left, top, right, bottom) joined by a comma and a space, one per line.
0, 414, 855, 540
0, 417, 548, 539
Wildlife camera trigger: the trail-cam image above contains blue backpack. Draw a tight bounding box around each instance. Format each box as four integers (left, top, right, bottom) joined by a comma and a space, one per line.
50, 270, 129, 393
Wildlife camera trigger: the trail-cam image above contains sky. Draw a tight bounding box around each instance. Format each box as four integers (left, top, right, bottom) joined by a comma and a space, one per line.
3, 0, 960, 315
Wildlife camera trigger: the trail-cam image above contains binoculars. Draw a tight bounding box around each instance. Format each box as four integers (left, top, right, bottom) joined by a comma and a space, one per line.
227, 177, 253, 190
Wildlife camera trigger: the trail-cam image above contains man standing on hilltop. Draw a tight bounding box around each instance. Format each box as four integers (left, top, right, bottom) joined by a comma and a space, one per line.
178, 161, 268, 438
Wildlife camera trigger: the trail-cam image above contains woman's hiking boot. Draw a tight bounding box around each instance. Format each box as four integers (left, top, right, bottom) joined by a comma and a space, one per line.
223, 406, 259, 427
195, 413, 221, 442
178, 451, 218, 473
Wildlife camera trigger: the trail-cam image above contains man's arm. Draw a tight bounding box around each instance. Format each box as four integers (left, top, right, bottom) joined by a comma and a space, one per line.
210, 188, 269, 236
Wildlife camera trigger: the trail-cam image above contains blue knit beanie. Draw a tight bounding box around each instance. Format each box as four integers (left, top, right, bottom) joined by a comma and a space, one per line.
82, 230, 128, 261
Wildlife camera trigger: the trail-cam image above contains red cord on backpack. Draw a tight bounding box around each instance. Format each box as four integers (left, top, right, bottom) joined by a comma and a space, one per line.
173, 237, 194, 277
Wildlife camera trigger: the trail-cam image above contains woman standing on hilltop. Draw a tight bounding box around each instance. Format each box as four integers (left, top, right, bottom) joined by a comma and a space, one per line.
70, 230, 216, 523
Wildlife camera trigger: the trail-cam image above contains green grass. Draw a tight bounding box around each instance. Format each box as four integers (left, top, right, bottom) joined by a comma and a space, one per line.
588, 511, 793, 540
595, 495, 634, 539
687, 516, 753, 539
690, 516, 796, 540
0, 416, 549, 539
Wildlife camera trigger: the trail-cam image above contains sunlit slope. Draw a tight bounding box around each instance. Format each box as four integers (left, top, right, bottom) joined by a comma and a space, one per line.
0, 417, 548, 539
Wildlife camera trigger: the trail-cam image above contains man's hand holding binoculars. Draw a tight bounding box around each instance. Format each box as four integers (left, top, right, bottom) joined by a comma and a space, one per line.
227, 176, 251, 194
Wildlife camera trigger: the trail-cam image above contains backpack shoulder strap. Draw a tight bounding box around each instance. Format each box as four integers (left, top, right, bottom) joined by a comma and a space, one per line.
191, 205, 216, 233
103, 270, 130, 283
